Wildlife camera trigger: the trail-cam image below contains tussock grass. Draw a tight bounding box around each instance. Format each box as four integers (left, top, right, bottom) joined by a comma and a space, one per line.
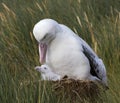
0, 0, 120, 103
53, 79, 106, 103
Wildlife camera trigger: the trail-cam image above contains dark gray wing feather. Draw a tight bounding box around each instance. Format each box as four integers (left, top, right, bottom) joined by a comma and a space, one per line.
74, 33, 107, 86
82, 45, 101, 80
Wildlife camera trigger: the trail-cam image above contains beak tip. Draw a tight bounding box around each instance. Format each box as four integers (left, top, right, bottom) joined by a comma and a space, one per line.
35, 66, 40, 71
40, 59, 45, 64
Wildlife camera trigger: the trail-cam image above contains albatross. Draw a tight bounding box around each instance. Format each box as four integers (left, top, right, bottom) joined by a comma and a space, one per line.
33, 18, 108, 86
35, 64, 61, 81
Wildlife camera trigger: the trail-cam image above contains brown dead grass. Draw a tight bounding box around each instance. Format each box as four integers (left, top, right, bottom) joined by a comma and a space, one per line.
52, 79, 106, 103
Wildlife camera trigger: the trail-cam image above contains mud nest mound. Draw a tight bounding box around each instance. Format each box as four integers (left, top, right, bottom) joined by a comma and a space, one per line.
52, 78, 106, 102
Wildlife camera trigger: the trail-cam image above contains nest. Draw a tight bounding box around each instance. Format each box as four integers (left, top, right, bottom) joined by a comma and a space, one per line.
52, 78, 106, 102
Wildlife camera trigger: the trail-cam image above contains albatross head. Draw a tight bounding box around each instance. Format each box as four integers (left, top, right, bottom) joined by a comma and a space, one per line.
35, 65, 51, 74
33, 19, 61, 64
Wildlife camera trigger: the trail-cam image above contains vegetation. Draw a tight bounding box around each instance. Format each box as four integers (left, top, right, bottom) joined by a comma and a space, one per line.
0, 0, 120, 102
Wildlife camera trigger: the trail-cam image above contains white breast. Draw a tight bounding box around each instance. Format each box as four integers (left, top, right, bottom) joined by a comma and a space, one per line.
46, 25, 90, 80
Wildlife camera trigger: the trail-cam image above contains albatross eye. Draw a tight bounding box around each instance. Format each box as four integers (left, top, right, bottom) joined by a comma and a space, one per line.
42, 33, 48, 41
43, 35, 47, 40
44, 67, 47, 70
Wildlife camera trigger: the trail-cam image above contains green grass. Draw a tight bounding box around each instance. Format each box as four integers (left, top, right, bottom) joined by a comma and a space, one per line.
0, 0, 120, 102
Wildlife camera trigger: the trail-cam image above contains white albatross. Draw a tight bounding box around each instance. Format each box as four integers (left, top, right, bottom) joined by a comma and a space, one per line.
33, 18, 108, 87
35, 64, 61, 81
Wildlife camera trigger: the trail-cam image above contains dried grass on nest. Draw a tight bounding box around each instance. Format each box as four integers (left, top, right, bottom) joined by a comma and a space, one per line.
52, 78, 105, 102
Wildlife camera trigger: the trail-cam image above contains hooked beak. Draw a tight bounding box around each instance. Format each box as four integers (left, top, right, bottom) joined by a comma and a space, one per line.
39, 43, 47, 64
35, 66, 41, 71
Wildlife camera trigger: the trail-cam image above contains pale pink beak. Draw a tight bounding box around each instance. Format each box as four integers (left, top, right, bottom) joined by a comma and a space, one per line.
39, 43, 47, 64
